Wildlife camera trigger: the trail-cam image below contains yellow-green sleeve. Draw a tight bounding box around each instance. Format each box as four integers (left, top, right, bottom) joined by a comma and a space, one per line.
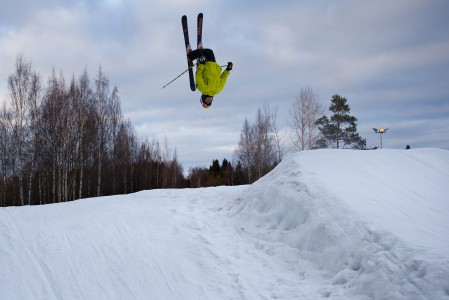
216, 70, 230, 94
195, 64, 206, 91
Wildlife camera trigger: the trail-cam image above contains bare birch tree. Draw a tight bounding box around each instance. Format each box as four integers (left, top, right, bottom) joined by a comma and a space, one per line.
289, 87, 323, 150
0, 103, 12, 205
8, 55, 40, 205
234, 103, 282, 184
235, 118, 254, 183
26, 69, 42, 204
109, 86, 123, 193
75, 69, 93, 199
41, 69, 66, 202
94, 66, 110, 196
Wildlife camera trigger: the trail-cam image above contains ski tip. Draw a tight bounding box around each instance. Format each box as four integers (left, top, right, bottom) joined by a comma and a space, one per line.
198, 13, 203, 17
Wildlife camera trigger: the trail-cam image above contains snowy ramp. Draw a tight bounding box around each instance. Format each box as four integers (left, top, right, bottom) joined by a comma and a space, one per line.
232, 148, 449, 299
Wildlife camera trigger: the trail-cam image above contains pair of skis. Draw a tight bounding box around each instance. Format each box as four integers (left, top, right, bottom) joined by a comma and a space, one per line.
182, 13, 203, 91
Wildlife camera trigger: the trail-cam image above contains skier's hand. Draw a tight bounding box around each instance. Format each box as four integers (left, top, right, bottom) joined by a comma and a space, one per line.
226, 62, 233, 71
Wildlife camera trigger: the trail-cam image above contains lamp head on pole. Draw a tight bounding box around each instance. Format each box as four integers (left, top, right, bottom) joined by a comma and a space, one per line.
372, 127, 389, 149
373, 128, 389, 134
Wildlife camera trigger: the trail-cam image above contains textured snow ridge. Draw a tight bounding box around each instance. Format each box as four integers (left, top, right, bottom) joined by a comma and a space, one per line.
232, 149, 449, 299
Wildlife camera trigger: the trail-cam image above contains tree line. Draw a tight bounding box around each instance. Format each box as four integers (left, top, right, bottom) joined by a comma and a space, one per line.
1, 56, 368, 206
1, 56, 184, 207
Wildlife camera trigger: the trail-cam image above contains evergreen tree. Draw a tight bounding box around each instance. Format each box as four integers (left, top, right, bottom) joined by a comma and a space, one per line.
221, 159, 234, 186
209, 159, 221, 175
315, 94, 366, 149
233, 161, 245, 185
221, 158, 229, 171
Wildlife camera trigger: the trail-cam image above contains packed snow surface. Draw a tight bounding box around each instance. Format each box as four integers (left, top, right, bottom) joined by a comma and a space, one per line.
1, 149, 448, 299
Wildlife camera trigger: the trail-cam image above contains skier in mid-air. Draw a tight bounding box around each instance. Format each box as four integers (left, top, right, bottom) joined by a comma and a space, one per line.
187, 46, 233, 108
180, 13, 233, 109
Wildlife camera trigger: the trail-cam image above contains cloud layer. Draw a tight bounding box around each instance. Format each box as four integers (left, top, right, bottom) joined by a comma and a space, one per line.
1, 0, 448, 170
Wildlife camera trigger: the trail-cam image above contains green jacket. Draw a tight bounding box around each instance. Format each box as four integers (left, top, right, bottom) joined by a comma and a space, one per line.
196, 62, 230, 96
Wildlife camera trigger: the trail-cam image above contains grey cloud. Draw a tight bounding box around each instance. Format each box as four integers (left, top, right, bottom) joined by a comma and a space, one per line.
0, 0, 448, 170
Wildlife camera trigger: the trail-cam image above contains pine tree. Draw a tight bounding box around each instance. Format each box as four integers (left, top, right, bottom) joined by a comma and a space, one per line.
209, 159, 221, 175
315, 94, 366, 149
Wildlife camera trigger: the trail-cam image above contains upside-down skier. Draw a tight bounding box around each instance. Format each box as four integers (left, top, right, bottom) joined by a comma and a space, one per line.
181, 13, 233, 109
187, 47, 233, 108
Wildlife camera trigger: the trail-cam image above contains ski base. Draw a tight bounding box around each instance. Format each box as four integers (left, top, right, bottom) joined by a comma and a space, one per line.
182, 15, 196, 91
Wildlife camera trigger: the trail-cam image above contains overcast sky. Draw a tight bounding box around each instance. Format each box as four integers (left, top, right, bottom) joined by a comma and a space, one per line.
1, 0, 448, 172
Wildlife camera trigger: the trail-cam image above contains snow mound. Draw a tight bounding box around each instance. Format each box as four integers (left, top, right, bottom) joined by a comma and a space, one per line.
1, 148, 448, 299
232, 149, 449, 299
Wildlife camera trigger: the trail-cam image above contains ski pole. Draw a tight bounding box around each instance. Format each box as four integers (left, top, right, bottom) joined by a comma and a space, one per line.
161, 65, 228, 89
161, 66, 192, 89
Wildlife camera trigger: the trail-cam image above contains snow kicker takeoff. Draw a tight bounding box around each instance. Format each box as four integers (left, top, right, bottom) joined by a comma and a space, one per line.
182, 13, 233, 109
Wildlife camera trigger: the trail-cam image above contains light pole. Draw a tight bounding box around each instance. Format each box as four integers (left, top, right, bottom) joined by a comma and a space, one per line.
372, 128, 389, 149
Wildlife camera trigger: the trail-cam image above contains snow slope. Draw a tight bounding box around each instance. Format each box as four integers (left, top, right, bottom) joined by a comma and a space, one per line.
1, 149, 448, 299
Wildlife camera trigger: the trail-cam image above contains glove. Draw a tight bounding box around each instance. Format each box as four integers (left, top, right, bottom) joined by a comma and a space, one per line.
226, 62, 233, 71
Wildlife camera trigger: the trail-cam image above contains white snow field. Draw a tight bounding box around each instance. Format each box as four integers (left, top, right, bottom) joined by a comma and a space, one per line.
1, 149, 448, 300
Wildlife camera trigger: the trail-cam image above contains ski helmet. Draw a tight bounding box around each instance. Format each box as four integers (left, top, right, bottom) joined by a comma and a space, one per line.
200, 95, 213, 108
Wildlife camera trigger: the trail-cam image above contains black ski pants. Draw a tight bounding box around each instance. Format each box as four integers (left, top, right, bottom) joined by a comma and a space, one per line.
188, 48, 216, 63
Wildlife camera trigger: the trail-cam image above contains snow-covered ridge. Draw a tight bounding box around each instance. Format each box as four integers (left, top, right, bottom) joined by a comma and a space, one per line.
232, 148, 449, 299
1, 149, 448, 299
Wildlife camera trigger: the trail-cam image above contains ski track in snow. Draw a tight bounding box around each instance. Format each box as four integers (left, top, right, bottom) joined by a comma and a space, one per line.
1, 149, 449, 299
